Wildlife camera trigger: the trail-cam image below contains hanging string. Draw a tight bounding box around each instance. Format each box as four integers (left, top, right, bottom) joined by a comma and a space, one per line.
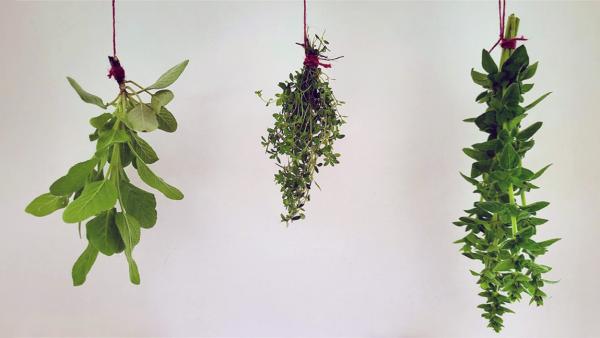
108, 0, 126, 86
489, 0, 527, 52
302, 0, 331, 69
112, 0, 117, 57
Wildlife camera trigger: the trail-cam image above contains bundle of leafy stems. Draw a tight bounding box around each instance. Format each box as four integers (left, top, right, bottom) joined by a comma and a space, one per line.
26, 58, 189, 285
258, 34, 345, 223
455, 14, 559, 332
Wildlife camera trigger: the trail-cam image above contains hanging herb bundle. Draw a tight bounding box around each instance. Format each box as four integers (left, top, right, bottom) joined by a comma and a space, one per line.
25, 0, 188, 285
257, 0, 345, 223
454, 6, 559, 332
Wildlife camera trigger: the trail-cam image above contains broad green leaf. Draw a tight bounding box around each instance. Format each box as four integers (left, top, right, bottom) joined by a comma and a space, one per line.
508, 114, 527, 130
471, 69, 491, 88
119, 181, 157, 228
520, 61, 538, 81
525, 92, 551, 112
463, 148, 488, 161
128, 104, 159, 132
494, 260, 514, 272
72, 243, 99, 286
502, 83, 521, 106
472, 140, 498, 151
150, 90, 174, 113
67, 77, 107, 109
136, 160, 184, 200
499, 143, 519, 170
524, 201, 550, 212
90, 113, 112, 129
50, 158, 98, 196
115, 212, 141, 285
86, 209, 124, 256
157, 107, 178, 132
97, 128, 129, 151
25, 193, 69, 217
517, 122, 543, 141
146, 60, 189, 90
63, 180, 118, 223
130, 133, 159, 164
481, 49, 498, 74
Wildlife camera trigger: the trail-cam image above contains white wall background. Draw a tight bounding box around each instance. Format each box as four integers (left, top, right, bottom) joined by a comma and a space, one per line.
1, 1, 599, 337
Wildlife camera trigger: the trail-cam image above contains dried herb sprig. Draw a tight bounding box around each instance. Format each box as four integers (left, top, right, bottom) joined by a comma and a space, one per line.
257, 34, 345, 223
454, 14, 559, 332
25, 59, 189, 285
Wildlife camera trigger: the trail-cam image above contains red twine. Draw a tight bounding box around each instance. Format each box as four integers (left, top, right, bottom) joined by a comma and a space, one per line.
302, 0, 331, 69
489, 0, 527, 52
108, 0, 125, 85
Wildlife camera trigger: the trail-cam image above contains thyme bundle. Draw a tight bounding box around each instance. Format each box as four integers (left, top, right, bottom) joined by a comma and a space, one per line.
454, 14, 558, 332
25, 59, 189, 285
257, 34, 345, 223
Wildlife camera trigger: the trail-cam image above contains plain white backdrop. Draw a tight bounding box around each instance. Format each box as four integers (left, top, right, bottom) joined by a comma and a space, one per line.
1, 1, 599, 337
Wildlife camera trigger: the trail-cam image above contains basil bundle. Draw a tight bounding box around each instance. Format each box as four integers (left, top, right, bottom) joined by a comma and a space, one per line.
454, 15, 558, 332
258, 34, 345, 223
25, 59, 189, 285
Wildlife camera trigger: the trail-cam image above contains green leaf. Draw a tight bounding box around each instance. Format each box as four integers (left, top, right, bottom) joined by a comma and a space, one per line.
50, 158, 98, 196
520, 61, 538, 81
539, 238, 560, 248
471, 69, 492, 88
150, 90, 174, 113
86, 209, 124, 256
90, 113, 113, 129
72, 243, 99, 286
135, 160, 184, 200
494, 260, 514, 272
146, 60, 189, 90
67, 77, 107, 109
481, 49, 498, 74
478, 201, 505, 213
530, 164, 552, 180
115, 212, 141, 285
525, 92, 551, 112
119, 181, 157, 228
502, 83, 521, 106
460, 172, 479, 186
97, 128, 129, 151
25, 193, 69, 217
157, 107, 178, 132
130, 133, 159, 164
517, 122, 543, 141
127, 104, 159, 132
499, 143, 519, 169
524, 201, 550, 212
463, 148, 488, 161
62, 180, 118, 223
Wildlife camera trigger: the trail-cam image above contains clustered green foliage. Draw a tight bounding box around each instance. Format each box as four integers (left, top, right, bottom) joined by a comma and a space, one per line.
454, 39, 559, 332
25, 60, 189, 285
257, 35, 345, 223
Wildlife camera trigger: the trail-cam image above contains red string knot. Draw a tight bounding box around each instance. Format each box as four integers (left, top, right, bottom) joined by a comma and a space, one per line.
108, 56, 126, 85
304, 53, 331, 69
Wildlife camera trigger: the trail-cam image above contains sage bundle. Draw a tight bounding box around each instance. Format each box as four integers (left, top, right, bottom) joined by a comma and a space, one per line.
454, 12, 559, 332
25, 0, 188, 285
25, 59, 188, 285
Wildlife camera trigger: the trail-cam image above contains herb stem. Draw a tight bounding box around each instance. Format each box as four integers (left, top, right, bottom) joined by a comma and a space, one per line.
500, 14, 520, 68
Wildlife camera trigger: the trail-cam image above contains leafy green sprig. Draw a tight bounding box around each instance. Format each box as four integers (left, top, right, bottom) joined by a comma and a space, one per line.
454, 15, 558, 332
257, 34, 345, 223
26, 60, 189, 285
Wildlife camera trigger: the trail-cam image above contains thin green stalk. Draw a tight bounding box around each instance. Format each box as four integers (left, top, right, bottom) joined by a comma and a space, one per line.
500, 14, 520, 68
